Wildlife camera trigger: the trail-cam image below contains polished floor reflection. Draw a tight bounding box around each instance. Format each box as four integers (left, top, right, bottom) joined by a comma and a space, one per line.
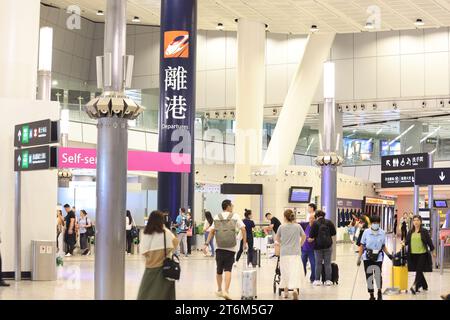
1, 239, 448, 300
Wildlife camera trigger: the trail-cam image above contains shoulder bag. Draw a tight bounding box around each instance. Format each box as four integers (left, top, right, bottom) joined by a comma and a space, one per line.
162, 231, 181, 281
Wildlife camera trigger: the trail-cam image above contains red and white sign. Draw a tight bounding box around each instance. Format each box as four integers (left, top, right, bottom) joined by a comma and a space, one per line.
58, 147, 191, 173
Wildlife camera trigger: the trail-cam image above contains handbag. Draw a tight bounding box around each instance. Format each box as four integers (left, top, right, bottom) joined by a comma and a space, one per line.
130, 225, 139, 239
85, 218, 95, 237
162, 232, 181, 281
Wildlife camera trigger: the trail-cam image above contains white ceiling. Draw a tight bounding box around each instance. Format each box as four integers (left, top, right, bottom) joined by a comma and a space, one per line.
42, 0, 450, 34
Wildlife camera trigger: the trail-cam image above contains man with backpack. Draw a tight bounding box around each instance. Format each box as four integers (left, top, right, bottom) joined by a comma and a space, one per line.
308, 210, 337, 286
203, 199, 247, 300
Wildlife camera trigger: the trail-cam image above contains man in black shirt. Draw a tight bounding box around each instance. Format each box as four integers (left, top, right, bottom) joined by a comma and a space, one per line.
64, 204, 76, 257
308, 210, 337, 286
265, 212, 281, 234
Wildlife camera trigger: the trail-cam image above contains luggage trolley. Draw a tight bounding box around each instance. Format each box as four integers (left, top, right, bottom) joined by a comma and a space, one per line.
273, 256, 299, 296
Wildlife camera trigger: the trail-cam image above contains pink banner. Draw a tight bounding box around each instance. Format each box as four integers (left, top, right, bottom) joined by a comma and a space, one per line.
58, 147, 191, 173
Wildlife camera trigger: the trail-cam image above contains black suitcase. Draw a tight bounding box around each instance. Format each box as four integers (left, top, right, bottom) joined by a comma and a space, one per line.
252, 248, 261, 267
321, 262, 339, 284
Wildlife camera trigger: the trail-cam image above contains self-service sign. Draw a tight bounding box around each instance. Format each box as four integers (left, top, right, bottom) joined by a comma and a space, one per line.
14, 119, 59, 147
381, 171, 415, 188
381, 153, 428, 171
58, 147, 191, 173
415, 167, 450, 185
14, 146, 58, 172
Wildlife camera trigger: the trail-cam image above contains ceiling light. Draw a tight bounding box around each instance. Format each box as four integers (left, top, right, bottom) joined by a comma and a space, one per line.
96, 10, 104, 16
132, 16, 140, 23
216, 23, 224, 30
310, 25, 319, 32
364, 22, 374, 30
414, 19, 424, 27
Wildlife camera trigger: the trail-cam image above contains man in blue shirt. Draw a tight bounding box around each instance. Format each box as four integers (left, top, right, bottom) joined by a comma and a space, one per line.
300, 204, 317, 283
357, 215, 393, 300
174, 208, 189, 257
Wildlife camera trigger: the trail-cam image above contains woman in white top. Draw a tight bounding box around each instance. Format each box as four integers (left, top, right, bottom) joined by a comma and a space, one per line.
126, 210, 134, 254
137, 210, 179, 300
203, 211, 215, 257
275, 209, 306, 300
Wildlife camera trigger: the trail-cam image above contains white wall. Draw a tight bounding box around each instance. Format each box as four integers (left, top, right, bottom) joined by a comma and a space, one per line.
40, 4, 95, 90
0, 98, 59, 273
329, 29, 450, 102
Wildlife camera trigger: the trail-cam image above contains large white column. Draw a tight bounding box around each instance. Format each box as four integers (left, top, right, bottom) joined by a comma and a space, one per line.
0, 0, 40, 99
263, 33, 335, 167
234, 19, 265, 215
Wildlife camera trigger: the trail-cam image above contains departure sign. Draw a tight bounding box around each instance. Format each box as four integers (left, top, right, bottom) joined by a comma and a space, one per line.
14, 119, 59, 147
14, 146, 58, 172
381, 153, 428, 171
381, 171, 415, 188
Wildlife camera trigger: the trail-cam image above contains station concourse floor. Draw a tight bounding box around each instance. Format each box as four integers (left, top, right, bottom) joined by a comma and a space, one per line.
1, 238, 449, 300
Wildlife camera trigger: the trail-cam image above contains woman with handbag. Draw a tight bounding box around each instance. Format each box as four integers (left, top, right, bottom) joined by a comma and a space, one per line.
137, 210, 179, 300
404, 215, 436, 294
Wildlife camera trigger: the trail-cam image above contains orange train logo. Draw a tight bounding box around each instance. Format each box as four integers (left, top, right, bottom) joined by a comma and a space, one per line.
164, 30, 189, 58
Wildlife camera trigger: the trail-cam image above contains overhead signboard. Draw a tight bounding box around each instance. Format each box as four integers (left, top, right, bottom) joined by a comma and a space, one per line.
220, 183, 263, 195
14, 119, 59, 148
415, 167, 450, 186
381, 153, 428, 171
381, 171, 415, 188
14, 146, 58, 172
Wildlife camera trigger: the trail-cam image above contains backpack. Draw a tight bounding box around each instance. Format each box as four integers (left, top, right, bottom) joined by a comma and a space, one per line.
316, 220, 332, 249
214, 213, 237, 248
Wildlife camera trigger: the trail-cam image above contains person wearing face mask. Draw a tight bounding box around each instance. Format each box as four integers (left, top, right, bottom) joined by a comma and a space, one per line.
357, 215, 393, 300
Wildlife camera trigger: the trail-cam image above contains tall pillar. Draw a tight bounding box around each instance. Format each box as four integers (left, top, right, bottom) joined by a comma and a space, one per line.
264, 33, 335, 167
315, 62, 343, 261
0, 0, 40, 99
158, 0, 197, 222
234, 19, 265, 215
84, 0, 142, 300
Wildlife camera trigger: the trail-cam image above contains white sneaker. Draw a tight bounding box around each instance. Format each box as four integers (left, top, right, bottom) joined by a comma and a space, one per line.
325, 280, 333, 286
215, 291, 224, 298
65, 253, 72, 257
222, 292, 232, 300
312, 280, 322, 286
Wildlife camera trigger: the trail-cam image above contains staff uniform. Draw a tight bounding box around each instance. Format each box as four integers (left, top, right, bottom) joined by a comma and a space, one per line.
360, 228, 386, 293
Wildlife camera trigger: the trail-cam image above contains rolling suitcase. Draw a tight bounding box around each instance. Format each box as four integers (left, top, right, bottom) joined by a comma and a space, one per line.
321, 263, 339, 284
392, 266, 408, 292
252, 248, 261, 267
241, 268, 257, 300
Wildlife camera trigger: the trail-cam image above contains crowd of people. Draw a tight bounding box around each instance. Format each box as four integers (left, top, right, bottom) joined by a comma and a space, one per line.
57, 204, 138, 257
136, 200, 446, 301
1, 200, 446, 300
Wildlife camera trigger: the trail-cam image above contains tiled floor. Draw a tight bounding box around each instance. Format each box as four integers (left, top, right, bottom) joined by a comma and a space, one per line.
1, 238, 449, 300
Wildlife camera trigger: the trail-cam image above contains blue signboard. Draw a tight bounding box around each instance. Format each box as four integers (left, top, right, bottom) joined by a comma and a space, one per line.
158, 0, 197, 221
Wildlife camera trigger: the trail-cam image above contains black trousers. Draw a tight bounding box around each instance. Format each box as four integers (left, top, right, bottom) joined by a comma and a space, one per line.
401, 227, 407, 241
65, 233, 76, 255
363, 260, 383, 293
187, 236, 192, 254
235, 239, 254, 265
411, 253, 428, 290
126, 230, 132, 253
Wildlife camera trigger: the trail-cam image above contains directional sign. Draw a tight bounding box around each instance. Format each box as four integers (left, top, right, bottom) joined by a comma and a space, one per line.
414, 167, 450, 185
14, 119, 59, 147
381, 153, 428, 171
14, 146, 58, 172
381, 171, 415, 188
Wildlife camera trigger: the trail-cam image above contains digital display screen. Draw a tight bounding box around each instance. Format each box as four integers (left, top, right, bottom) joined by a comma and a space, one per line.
343, 138, 373, 161
434, 200, 448, 208
289, 187, 312, 203
381, 140, 401, 156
